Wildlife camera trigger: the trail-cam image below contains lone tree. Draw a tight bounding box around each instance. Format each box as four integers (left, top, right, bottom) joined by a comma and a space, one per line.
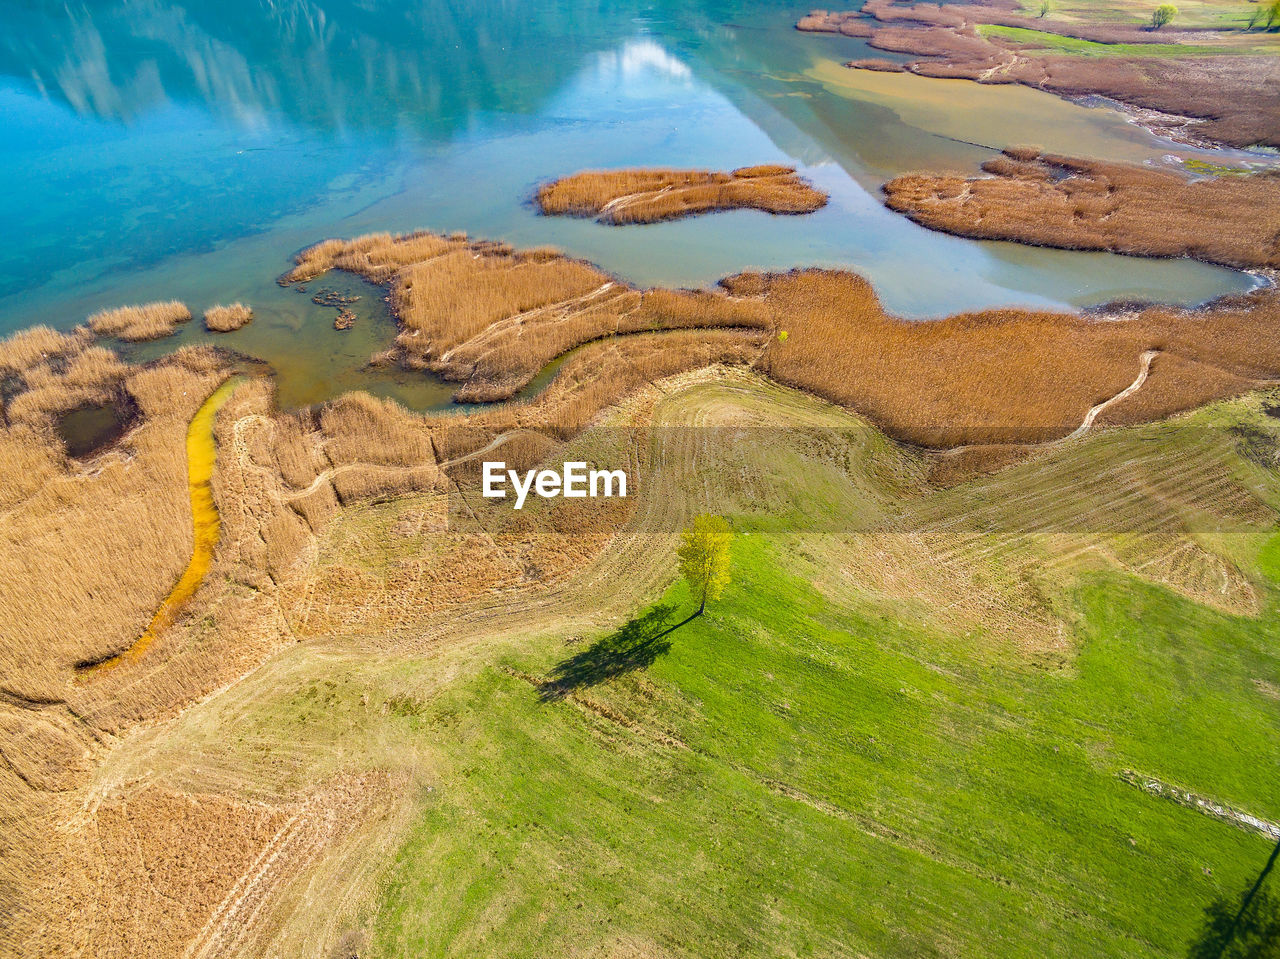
677, 514, 732, 615
1248, 0, 1280, 30
1151, 3, 1177, 28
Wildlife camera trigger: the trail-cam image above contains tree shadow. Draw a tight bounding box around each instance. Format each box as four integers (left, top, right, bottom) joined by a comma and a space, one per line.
1187, 840, 1280, 959
539, 603, 693, 701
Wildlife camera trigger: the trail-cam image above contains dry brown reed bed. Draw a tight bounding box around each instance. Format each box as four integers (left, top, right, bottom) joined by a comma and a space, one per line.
0, 337, 228, 699
287, 228, 1280, 450
87, 300, 191, 341
798, 0, 1280, 149
203, 302, 254, 332
0, 333, 237, 953
536, 165, 828, 224
0, 324, 91, 374
746, 268, 1280, 447
884, 149, 1280, 270
285, 231, 772, 402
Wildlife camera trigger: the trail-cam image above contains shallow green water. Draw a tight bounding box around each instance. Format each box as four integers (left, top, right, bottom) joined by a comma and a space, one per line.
0, 0, 1265, 409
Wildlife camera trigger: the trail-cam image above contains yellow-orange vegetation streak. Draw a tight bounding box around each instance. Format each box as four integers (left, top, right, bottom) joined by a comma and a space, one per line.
90, 377, 240, 673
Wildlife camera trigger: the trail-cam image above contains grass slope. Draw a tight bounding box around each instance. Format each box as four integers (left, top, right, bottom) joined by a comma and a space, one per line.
978, 24, 1224, 56
368, 534, 1280, 951
90, 375, 1280, 957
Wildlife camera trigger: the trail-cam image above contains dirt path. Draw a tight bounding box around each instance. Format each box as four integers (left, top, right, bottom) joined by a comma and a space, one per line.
940, 348, 1160, 458
599, 187, 671, 216
1065, 349, 1158, 441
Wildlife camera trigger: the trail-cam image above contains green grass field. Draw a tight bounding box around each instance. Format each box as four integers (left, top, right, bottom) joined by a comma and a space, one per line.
979, 23, 1227, 55
1012, 0, 1278, 32
357, 390, 1280, 957
112, 376, 1280, 957
362, 538, 1280, 957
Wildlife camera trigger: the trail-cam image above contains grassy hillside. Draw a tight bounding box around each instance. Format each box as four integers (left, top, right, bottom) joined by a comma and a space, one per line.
364, 536, 1280, 957
94, 374, 1280, 957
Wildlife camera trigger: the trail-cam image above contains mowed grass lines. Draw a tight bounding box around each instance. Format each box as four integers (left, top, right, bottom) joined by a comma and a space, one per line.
261, 389, 1279, 957
885, 149, 1280, 270
362, 534, 1280, 958
536, 165, 828, 224
58, 371, 1280, 956
87, 300, 191, 341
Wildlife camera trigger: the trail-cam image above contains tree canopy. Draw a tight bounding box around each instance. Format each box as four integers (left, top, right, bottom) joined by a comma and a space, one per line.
677, 514, 732, 614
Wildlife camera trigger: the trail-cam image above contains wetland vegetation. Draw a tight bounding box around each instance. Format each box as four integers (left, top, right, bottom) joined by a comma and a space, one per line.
86, 301, 191, 341
1, 0, 1279, 955
203, 303, 254, 333
798, 0, 1280, 149
536, 166, 829, 224
884, 147, 1280, 270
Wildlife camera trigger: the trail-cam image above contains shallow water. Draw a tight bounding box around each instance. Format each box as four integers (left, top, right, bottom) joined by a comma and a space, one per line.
55, 394, 140, 458
0, 0, 1264, 410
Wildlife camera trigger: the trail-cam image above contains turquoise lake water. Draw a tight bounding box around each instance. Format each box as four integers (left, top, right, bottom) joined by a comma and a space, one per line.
0, 0, 1264, 408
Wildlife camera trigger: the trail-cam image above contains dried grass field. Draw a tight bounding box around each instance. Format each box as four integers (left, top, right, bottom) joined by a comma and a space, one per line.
884, 148, 1280, 270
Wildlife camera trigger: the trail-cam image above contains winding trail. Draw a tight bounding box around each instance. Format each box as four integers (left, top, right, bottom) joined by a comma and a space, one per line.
1065, 349, 1158, 441
941, 348, 1160, 458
